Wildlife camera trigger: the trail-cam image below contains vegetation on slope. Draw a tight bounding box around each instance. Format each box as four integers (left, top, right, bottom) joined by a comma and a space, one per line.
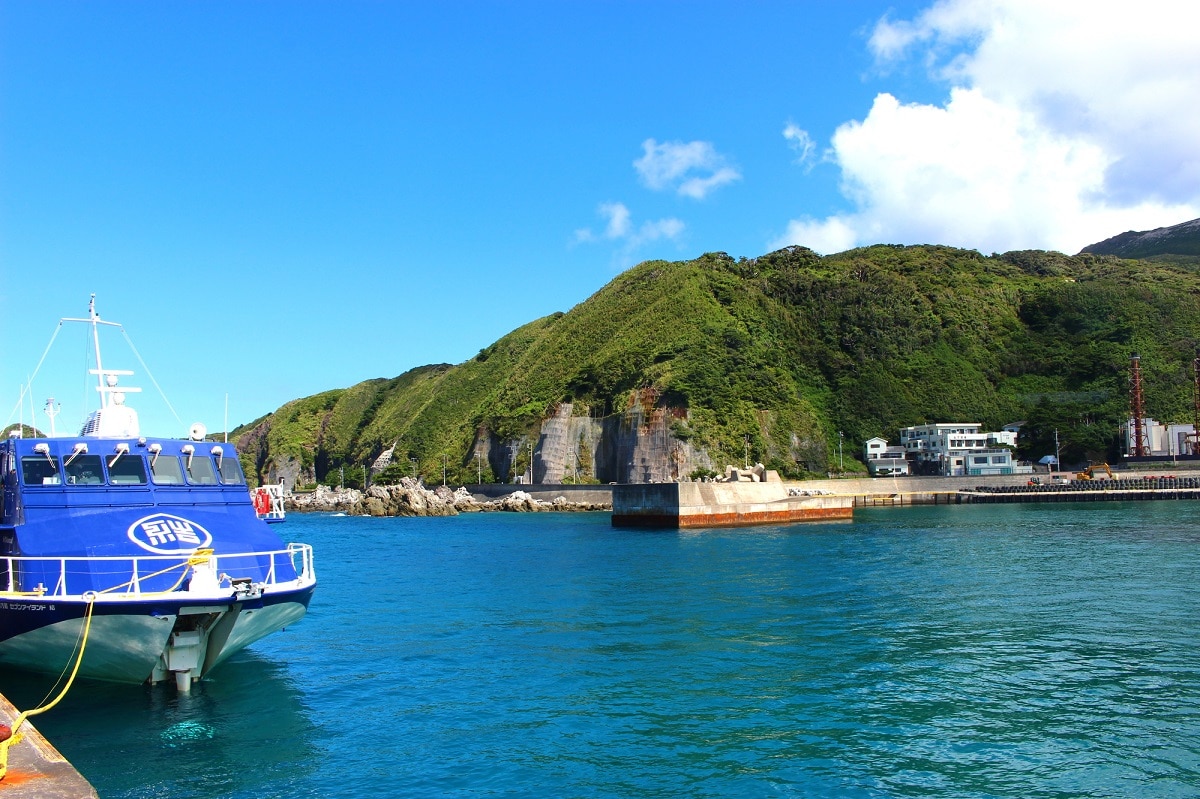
235, 245, 1200, 485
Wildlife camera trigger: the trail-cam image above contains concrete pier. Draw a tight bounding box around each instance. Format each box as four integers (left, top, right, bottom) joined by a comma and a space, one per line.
0, 693, 98, 798
612, 480, 853, 528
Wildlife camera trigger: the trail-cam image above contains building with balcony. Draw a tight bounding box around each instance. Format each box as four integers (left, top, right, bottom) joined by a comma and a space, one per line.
863, 437, 910, 476
898, 423, 1031, 477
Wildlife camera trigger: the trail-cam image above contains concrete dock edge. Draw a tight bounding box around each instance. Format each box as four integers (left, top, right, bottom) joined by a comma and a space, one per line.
0, 692, 98, 798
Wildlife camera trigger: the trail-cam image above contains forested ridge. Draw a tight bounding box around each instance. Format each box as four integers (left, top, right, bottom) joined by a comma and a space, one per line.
234, 243, 1200, 486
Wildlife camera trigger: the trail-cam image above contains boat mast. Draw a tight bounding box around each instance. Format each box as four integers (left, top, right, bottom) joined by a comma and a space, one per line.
89, 294, 108, 411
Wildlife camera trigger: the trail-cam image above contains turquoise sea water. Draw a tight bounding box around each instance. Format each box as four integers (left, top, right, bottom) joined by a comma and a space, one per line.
6, 502, 1200, 798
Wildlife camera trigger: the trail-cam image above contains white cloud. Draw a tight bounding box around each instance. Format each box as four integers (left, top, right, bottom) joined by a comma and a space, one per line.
634, 139, 741, 199
573, 202, 633, 243
776, 0, 1200, 255
637, 217, 686, 243
773, 217, 860, 257
783, 123, 817, 169
600, 202, 631, 239
573, 201, 685, 266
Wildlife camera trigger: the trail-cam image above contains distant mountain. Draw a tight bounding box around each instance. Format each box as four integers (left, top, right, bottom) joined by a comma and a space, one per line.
235, 245, 1200, 488
1079, 217, 1200, 261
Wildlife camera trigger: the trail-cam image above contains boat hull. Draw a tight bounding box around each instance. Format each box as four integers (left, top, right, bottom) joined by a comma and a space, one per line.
0, 584, 314, 684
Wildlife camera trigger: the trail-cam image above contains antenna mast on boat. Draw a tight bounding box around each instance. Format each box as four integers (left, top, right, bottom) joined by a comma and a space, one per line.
58, 295, 142, 437
89, 294, 105, 407
44, 397, 60, 436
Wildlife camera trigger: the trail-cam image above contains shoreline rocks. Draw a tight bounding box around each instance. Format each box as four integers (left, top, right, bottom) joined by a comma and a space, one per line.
285, 480, 610, 517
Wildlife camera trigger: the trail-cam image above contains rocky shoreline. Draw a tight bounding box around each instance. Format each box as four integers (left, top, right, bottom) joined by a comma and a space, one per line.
285, 479, 611, 517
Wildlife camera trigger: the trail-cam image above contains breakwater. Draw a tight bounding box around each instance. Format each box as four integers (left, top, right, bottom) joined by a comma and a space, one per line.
962, 476, 1200, 503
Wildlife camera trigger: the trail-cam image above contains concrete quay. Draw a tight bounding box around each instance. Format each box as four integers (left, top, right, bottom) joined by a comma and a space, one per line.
0, 693, 97, 798
612, 480, 854, 527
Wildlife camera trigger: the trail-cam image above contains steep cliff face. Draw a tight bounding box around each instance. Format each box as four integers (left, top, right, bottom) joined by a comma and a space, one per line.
474, 399, 715, 486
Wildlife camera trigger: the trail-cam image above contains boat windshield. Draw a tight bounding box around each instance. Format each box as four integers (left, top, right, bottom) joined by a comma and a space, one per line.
186, 456, 218, 485
21, 455, 61, 486
217, 456, 245, 485
64, 455, 105, 485
150, 455, 185, 485
108, 454, 148, 485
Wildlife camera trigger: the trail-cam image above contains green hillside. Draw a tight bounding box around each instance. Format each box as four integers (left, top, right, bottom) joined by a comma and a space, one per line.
234, 245, 1200, 486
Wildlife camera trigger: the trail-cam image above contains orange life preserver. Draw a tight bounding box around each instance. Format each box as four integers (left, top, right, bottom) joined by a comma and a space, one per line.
253, 489, 270, 515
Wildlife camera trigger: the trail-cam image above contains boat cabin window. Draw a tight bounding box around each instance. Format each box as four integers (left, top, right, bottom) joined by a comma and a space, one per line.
64, 454, 105, 485
108, 455, 148, 485
186, 456, 218, 485
150, 456, 185, 485
217, 456, 245, 485
21, 455, 62, 486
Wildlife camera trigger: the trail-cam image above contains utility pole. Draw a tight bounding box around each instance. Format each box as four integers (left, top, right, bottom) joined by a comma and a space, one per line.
1054, 429, 1061, 475
409, 457, 419, 481
838, 431, 844, 472
528, 443, 534, 484
476, 451, 482, 484
442, 453, 447, 486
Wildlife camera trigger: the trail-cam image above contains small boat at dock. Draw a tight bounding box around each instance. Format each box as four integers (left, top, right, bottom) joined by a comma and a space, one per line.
0, 297, 316, 690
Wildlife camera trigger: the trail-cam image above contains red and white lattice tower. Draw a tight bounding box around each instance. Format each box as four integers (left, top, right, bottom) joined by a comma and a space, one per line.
1129, 353, 1148, 458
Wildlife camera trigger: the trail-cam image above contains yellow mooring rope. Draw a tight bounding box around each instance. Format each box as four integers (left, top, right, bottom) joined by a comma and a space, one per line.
0, 592, 96, 781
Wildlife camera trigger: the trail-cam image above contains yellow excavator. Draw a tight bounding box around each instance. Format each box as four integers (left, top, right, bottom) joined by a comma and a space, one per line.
1076, 463, 1114, 480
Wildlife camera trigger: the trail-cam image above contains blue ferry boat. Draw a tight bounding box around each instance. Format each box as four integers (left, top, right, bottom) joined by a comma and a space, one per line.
0, 298, 316, 689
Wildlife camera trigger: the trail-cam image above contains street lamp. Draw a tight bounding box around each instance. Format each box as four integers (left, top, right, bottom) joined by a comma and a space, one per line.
409, 457, 418, 481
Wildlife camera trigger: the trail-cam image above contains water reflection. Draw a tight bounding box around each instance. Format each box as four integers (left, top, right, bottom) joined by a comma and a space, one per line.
2, 652, 317, 799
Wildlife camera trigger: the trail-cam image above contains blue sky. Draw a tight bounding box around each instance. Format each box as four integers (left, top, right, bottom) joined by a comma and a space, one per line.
3, 0, 1197, 437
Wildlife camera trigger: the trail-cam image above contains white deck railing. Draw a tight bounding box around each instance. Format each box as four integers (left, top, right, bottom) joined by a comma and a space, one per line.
0, 543, 315, 599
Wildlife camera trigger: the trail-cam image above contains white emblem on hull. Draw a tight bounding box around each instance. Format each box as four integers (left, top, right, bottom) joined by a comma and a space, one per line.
126, 513, 214, 554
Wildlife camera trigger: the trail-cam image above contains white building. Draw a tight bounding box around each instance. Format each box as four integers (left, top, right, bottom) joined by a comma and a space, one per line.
899, 422, 1032, 477
1124, 418, 1200, 458
863, 437, 910, 477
